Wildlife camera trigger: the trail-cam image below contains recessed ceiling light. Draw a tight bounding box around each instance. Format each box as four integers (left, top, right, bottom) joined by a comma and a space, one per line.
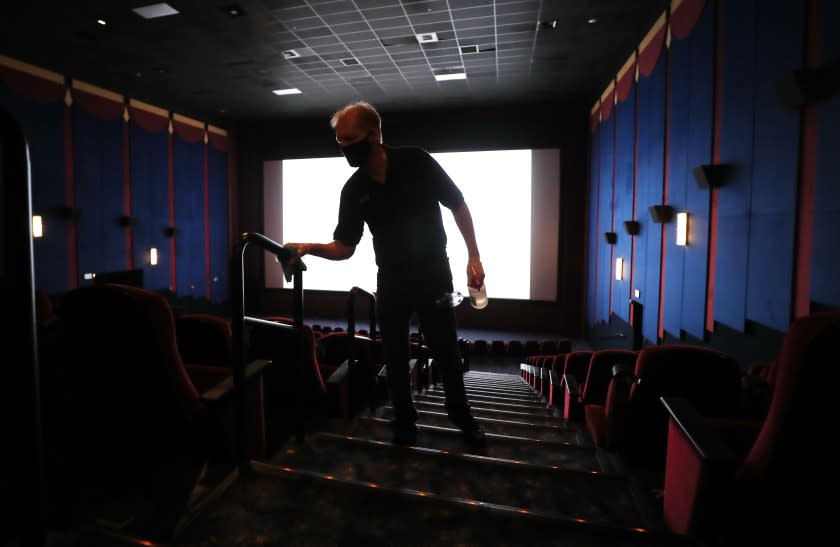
537, 20, 558, 30
132, 3, 179, 19
272, 88, 301, 95
416, 32, 438, 44
224, 5, 246, 17
97, 19, 107, 26
460, 45, 479, 54
283, 49, 301, 59
434, 72, 466, 82
588, 18, 598, 24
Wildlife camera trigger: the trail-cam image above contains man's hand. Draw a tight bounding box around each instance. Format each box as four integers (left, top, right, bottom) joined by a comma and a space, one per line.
283, 242, 310, 264
467, 256, 485, 288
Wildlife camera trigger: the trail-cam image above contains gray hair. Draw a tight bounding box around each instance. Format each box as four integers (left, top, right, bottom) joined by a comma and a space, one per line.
330, 100, 381, 131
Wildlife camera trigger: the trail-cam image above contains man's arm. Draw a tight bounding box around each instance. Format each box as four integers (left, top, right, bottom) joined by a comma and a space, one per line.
452, 202, 485, 286
285, 240, 356, 262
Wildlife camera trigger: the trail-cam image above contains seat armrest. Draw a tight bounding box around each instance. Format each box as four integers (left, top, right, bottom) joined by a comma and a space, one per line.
563, 373, 580, 398
660, 396, 739, 464
200, 359, 271, 404
549, 369, 561, 386
660, 396, 741, 536
563, 373, 582, 421
326, 360, 350, 385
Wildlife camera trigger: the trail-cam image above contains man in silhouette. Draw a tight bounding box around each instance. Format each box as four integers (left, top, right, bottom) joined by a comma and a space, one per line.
284, 100, 486, 451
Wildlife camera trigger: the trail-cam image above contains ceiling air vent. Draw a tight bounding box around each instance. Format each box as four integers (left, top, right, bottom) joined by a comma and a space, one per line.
460, 45, 479, 54
416, 32, 438, 44
283, 50, 301, 59
341, 58, 360, 66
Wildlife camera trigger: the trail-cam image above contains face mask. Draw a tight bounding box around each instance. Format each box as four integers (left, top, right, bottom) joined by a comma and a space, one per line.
340, 137, 372, 167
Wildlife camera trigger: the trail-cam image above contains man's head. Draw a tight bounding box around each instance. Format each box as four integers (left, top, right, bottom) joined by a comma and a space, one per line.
331, 101, 382, 167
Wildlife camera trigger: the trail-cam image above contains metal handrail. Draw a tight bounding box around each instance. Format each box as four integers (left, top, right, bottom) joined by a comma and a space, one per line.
230, 232, 307, 472
347, 286, 376, 339
3, 104, 46, 546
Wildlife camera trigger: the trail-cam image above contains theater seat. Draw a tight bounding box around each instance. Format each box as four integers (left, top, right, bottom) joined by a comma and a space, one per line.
246, 320, 328, 450
660, 310, 840, 545
578, 349, 639, 425
176, 312, 233, 367
42, 283, 266, 538
317, 331, 378, 418
553, 350, 593, 418
586, 344, 742, 473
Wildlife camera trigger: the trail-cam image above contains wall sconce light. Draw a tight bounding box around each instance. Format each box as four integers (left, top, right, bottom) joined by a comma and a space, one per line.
693, 164, 734, 189
615, 257, 624, 281
150, 247, 158, 266
676, 212, 688, 246
648, 204, 675, 224
604, 231, 618, 245
623, 220, 641, 236
32, 215, 43, 238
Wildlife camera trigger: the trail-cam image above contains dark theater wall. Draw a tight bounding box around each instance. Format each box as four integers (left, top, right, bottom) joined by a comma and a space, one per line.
586, 0, 840, 368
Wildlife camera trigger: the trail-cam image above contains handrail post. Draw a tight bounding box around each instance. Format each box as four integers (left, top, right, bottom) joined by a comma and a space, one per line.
229, 240, 248, 475
230, 232, 304, 470
3, 104, 47, 547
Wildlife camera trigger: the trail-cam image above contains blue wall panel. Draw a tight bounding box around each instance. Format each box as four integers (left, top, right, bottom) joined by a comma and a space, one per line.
811, 0, 840, 308
130, 122, 170, 292
0, 86, 68, 294
174, 137, 205, 298
680, 4, 715, 339
663, 35, 692, 338
612, 89, 636, 323
714, 0, 756, 332
638, 54, 667, 343
208, 146, 229, 304
598, 115, 615, 323
745, 1, 803, 331
73, 109, 125, 283
587, 127, 601, 326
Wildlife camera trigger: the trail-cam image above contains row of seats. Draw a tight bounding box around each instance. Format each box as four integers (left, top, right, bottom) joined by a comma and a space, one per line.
37, 284, 268, 537
523, 344, 746, 473
520, 309, 840, 545
306, 326, 571, 359
467, 338, 571, 357
35, 283, 395, 538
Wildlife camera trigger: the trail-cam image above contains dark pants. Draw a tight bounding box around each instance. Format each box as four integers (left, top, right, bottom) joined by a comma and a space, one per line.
377, 268, 472, 431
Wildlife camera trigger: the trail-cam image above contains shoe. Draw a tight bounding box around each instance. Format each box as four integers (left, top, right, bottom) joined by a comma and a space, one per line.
460, 419, 486, 453
392, 424, 418, 446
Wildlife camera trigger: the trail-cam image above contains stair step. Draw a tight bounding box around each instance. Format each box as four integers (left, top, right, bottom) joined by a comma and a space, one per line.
426, 387, 543, 404
354, 416, 607, 471
170, 461, 693, 547
267, 432, 656, 529
416, 392, 551, 413
378, 406, 584, 444
412, 399, 565, 426
463, 379, 535, 392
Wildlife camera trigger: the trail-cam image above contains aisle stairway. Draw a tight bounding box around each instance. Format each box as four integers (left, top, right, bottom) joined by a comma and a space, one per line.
78, 371, 698, 546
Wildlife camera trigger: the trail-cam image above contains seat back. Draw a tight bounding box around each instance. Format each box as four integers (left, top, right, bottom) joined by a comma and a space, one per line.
580, 349, 638, 406
743, 310, 840, 484
45, 283, 211, 523
176, 312, 233, 366
246, 320, 327, 449
625, 344, 742, 466
663, 311, 840, 543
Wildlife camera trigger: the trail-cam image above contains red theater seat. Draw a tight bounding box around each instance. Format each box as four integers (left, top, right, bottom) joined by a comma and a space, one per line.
42, 283, 268, 537
585, 344, 742, 473
660, 310, 840, 545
